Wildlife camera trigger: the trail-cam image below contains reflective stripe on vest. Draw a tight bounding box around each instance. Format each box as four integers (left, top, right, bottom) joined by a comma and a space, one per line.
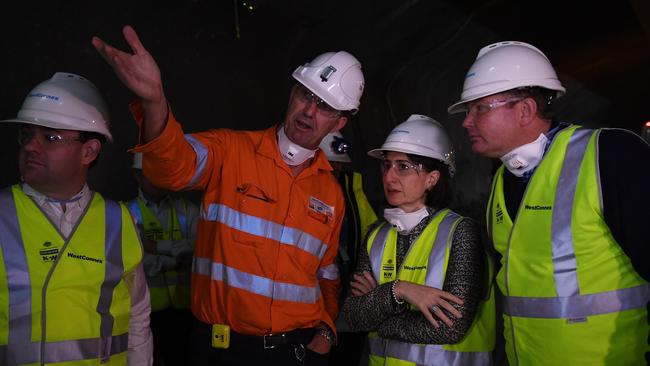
368, 223, 391, 282
201, 203, 331, 261
340, 172, 378, 267
549, 128, 590, 296
369, 210, 458, 290
504, 285, 650, 318
367, 210, 493, 365
0, 188, 128, 364
494, 128, 649, 317
129, 196, 193, 310
131, 197, 184, 241
487, 126, 649, 364
369, 337, 491, 366
193, 257, 321, 304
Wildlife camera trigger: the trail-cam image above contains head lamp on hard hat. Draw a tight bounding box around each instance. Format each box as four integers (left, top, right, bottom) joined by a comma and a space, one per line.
319, 131, 351, 163
292, 51, 365, 114
331, 135, 349, 155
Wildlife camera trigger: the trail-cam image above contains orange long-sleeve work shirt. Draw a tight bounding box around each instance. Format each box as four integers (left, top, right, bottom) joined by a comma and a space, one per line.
131, 105, 343, 335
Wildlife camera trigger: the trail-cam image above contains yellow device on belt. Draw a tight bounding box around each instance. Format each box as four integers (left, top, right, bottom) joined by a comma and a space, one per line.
211, 324, 230, 349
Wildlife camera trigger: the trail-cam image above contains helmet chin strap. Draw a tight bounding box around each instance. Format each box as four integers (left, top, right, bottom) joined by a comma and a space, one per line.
500, 133, 548, 177
277, 125, 317, 166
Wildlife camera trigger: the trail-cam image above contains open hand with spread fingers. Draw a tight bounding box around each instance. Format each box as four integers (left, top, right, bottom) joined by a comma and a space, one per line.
92, 25, 170, 141
92, 25, 165, 106
393, 280, 464, 328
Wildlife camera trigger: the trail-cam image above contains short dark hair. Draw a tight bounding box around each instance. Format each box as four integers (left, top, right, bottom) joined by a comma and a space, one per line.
407, 153, 452, 209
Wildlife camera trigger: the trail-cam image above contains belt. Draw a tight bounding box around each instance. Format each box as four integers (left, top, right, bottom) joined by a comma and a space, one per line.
230, 328, 316, 349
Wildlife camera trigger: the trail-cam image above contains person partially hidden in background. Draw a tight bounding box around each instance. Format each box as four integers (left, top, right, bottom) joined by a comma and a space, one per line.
127, 152, 199, 365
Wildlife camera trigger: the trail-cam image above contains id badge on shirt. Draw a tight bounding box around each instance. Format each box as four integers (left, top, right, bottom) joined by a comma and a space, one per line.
308, 196, 334, 219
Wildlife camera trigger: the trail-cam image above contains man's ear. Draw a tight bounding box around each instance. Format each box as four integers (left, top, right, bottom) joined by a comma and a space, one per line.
518, 98, 538, 127
81, 139, 101, 165
330, 115, 348, 133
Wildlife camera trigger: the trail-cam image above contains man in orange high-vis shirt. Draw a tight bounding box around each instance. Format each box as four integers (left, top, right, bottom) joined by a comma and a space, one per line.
93, 25, 365, 366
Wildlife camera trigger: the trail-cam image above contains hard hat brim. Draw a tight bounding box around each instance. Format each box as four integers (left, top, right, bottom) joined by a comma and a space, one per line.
0, 117, 113, 142
447, 99, 470, 114
368, 144, 442, 160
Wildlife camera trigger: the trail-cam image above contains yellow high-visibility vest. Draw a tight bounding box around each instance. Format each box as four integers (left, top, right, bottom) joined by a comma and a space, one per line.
127, 197, 192, 310
366, 209, 495, 366
0, 185, 142, 365
487, 125, 649, 365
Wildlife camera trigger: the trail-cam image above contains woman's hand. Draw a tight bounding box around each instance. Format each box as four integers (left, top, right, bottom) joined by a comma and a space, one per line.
349, 271, 377, 296
394, 280, 464, 328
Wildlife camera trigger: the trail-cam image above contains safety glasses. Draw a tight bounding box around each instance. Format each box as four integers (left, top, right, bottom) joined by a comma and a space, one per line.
294, 85, 342, 118
463, 97, 523, 117
18, 127, 82, 147
380, 159, 424, 176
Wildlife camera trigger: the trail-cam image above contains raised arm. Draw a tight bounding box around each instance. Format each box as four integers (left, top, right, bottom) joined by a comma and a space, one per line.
92, 25, 167, 142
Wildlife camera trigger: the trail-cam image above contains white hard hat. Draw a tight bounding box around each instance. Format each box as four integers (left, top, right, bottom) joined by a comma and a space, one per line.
448, 41, 566, 114
0, 72, 113, 141
292, 51, 364, 114
132, 152, 143, 169
368, 114, 456, 177
319, 131, 351, 163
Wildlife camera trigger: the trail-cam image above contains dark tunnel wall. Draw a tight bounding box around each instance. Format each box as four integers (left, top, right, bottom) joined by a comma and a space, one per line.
2, 0, 648, 220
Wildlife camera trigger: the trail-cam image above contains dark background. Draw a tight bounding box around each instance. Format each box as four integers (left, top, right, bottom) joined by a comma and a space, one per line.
2, 0, 649, 219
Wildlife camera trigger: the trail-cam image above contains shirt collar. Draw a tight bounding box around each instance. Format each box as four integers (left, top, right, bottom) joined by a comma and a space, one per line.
22, 182, 90, 209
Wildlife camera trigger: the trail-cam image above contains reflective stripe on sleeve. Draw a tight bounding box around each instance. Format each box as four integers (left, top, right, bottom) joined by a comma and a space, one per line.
185, 134, 209, 187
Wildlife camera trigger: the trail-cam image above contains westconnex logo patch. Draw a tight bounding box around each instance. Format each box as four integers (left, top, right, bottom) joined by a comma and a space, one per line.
495, 203, 504, 224
39, 241, 59, 262
524, 204, 552, 211
67, 252, 103, 264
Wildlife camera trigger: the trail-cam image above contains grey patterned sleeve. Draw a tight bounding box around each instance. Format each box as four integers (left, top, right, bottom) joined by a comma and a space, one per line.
376, 217, 486, 344
340, 228, 398, 331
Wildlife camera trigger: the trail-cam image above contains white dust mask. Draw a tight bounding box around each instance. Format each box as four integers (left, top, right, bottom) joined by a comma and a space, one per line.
383, 206, 429, 233
500, 133, 548, 177
277, 125, 316, 166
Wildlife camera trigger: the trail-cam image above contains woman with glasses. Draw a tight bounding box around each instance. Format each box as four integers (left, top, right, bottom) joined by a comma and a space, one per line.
341, 114, 495, 366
